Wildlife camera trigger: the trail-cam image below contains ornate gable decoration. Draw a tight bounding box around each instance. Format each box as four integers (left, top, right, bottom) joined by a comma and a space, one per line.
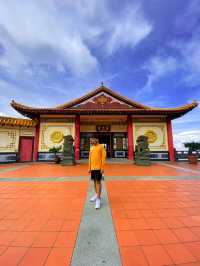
73, 92, 133, 109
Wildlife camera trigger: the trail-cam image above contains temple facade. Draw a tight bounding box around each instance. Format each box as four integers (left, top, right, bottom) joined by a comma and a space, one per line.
0, 85, 198, 163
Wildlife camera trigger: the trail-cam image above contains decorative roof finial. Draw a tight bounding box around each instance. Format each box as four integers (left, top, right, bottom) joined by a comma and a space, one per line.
101, 81, 104, 87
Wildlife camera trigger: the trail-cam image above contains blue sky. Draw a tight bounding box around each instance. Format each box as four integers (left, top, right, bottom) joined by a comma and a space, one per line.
0, 0, 200, 149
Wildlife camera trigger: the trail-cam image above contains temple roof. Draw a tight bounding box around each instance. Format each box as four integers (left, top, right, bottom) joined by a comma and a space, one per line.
10, 85, 198, 120
0, 116, 38, 127
55, 86, 149, 109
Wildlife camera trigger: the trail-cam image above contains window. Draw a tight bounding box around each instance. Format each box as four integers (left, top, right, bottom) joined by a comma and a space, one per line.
113, 133, 128, 150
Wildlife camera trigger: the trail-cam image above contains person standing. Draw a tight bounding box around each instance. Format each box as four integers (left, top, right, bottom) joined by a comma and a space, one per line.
88, 137, 106, 209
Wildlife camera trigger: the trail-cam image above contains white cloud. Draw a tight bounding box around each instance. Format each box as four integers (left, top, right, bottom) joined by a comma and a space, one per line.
173, 130, 200, 150
138, 55, 177, 95
0, 112, 6, 116
173, 38, 200, 86
0, 0, 98, 76
106, 4, 152, 55
171, 0, 200, 86
174, 106, 200, 125
0, 0, 152, 77
0, 0, 154, 116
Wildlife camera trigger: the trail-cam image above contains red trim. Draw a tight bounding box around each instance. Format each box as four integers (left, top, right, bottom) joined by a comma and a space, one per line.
127, 115, 134, 160
33, 123, 40, 161
74, 115, 80, 160
167, 119, 175, 161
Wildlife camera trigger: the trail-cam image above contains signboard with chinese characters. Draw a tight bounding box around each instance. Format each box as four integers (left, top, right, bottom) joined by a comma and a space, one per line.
96, 125, 111, 132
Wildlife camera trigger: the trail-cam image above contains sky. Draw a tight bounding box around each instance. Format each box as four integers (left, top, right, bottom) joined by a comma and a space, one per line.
0, 0, 200, 149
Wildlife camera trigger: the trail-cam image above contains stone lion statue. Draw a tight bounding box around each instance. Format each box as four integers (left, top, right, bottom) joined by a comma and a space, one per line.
135, 135, 151, 166
61, 135, 75, 165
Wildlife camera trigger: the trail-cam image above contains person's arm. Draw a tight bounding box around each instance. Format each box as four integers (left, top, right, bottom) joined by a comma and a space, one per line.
88, 149, 91, 173
100, 146, 106, 173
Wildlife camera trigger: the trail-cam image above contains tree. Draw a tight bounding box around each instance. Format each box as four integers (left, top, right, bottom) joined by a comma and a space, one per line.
184, 142, 200, 155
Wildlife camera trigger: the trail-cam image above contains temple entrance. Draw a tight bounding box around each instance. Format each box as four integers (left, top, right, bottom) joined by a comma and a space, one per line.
80, 132, 128, 159
96, 133, 112, 158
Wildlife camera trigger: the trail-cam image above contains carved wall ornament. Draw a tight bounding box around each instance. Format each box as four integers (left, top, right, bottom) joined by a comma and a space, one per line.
75, 92, 132, 109
50, 131, 64, 144
144, 130, 157, 143
94, 94, 112, 105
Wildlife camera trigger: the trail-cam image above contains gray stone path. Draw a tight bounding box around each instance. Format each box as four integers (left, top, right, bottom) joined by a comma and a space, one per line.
0, 175, 199, 182
0, 164, 28, 173
71, 181, 121, 266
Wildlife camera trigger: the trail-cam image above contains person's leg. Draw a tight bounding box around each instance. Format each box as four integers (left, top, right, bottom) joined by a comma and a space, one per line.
95, 180, 102, 209
90, 179, 98, 202
94, 180, 97, 194
96, 180, 102, 198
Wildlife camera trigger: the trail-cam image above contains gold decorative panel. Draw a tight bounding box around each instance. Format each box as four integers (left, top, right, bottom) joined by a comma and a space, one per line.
133, 122, 168, 151
50, 131, 64, 143
144, 130, 157, 143
39, 122, 75, 151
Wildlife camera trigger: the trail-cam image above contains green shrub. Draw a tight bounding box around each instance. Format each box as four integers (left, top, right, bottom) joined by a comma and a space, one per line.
49, 146, 62, 153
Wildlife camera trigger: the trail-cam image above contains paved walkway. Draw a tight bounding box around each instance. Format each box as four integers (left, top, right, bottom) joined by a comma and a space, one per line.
71, 182, 121, 266
0, 162, 200, 265
0, 161, 200, 178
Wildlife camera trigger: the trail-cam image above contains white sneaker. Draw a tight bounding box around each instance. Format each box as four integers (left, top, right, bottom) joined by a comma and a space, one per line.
95, 198, 101, 209
90, 194, 97, 202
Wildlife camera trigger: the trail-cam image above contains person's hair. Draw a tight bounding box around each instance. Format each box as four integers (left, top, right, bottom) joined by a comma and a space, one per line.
90, 136, 99, 141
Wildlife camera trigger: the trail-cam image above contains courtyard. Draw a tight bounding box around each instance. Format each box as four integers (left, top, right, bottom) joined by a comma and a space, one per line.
0, 162, 199, 266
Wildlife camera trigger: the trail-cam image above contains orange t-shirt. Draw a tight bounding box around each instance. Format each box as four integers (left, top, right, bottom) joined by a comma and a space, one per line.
88, 144, 106, 171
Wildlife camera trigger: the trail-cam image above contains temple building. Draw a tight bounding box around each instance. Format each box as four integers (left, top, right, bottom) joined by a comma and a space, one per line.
0, 85, 198, 163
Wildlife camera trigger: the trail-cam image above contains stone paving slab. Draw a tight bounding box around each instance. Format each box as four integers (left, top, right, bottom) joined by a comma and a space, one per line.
71, 181, 121, 266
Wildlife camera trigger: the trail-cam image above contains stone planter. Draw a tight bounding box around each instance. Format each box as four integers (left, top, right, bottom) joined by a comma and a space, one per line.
55, 155, 61, 164
188, 154, 198, 164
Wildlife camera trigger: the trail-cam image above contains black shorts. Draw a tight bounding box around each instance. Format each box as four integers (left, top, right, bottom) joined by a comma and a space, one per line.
90, 170, 103, 181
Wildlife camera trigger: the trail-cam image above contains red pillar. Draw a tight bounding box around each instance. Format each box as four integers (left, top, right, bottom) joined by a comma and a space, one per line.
127, 115, 134, 160
75, 115, 80, 161
167, 119, 175, 161
33, 123, 40, 161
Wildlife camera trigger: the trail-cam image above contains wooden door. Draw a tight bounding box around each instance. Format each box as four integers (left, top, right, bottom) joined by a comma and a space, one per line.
19, 137, 34, 162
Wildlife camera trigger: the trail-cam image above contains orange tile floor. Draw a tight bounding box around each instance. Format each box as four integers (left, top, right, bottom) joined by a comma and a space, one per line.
106, 180, 200, 266
0, 162, 200, 266
0, 181, 88, 266
0, 161, 199, 178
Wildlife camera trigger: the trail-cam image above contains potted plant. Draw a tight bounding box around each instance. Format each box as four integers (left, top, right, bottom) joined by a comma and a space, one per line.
184, 142, 200, 164
49, 146, 62, 164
